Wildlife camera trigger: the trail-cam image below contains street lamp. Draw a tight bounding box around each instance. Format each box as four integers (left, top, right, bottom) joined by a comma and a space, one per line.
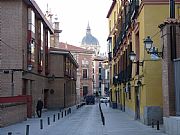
129, 51, 144, 66
144, 36, 163, 58
27, 64, 33, 71
115, 75, 118, 80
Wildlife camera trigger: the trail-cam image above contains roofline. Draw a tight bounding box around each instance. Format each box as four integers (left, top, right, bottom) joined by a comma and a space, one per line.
106, 0, 116, 18
25, 0, 54, 34
50, 50, 79, 68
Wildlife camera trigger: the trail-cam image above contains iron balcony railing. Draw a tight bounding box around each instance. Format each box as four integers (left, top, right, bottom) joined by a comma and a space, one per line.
108, 52, 112, 61
113, 0, 139, 57
113, 64, 132, 85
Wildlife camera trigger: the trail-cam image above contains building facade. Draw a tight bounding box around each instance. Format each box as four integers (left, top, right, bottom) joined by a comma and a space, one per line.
49, 48, 78, 108
59, 42, 95, 101
106, 0, 180, 125
0, 0, 78, 126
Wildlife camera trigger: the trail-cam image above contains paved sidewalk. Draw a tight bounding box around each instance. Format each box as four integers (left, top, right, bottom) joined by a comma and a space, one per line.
0, 103, 168, 135
0, 106, 77, 135
101, 103, 167, 135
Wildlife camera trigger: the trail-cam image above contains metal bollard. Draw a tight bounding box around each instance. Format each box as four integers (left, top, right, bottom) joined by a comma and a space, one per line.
48, 117, 50, 125
65, 110, 66, 116
157, 120, 160, 130
61, 111, 63, 118
40, 119, 43, 129
26, 125, 30, 135
8, 132, 12, 135
102, 116, 105, 125
53, 114, 56, 122
152, 119, 154, 128
58, 113, 60, 120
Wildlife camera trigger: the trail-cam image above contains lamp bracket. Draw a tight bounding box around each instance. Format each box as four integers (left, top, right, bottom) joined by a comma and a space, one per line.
147, 51, 163, 58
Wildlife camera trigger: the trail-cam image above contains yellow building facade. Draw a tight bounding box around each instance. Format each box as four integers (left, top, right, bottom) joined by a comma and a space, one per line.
107, 0, 180, 125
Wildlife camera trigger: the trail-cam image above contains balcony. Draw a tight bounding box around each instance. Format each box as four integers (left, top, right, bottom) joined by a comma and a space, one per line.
113, 0, 139, 57
113, 64, 132, 85
108, 52, 112, 61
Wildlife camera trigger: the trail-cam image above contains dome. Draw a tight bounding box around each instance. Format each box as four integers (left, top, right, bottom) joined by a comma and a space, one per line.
81, 23, 99, 45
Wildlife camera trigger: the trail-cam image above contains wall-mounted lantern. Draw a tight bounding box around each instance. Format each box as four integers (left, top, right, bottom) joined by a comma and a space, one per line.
144, 36, 163, 58
129, 51, 144, 66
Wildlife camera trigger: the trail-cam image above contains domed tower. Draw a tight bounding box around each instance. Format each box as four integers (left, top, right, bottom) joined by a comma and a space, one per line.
81, 23, 100, 56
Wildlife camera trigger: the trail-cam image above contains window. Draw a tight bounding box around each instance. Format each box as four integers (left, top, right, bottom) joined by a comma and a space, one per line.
44, 30, 49, 75
27, 8, 35, 69
37, 21, 43, 72
135, 32, 140, 75
99, 82, 101, 88
82, 69, 88, 79
99, 75, 101, 80
99, 68, 101, 73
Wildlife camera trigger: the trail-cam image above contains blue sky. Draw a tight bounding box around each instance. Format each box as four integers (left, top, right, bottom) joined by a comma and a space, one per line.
35, 0, 112, 53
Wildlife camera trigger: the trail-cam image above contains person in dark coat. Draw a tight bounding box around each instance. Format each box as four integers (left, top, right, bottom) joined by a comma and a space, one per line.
36, 98, 43, 118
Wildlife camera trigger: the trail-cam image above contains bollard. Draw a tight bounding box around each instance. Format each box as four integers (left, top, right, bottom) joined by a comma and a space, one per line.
65, 110, 66, 116
53, 114, 56, 122
48, 117, 50, 125
70, 108, 71, 113
8, 132, 12, 135
152, 119, 154, 128
102, 116, 105, 125
157, 120, 160, 130
26, 125, 30, 135
61, 111, 63, 118
58, 113, 60, 120
40, 119, 43, 129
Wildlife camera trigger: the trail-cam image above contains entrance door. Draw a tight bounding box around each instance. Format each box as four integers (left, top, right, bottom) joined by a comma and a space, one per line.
44, 89, 49, 108
83, 86, 88, 97
22, 79, 28, 95
135, 86, 140, 120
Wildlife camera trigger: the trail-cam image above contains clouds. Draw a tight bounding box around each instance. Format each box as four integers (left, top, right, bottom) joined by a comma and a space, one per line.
35, 0, 112, 52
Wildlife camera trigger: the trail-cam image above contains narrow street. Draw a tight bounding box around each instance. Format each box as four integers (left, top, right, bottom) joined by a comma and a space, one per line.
0, 103, 167, 135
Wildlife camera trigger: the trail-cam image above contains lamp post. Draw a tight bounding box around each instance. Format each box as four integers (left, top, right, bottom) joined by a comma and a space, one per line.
144, 36, 163, 58
129, 51, 144, 66
114, 75, 118, 108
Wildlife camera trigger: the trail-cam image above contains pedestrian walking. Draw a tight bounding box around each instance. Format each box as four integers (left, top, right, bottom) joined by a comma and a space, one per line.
36, 98, 43, 118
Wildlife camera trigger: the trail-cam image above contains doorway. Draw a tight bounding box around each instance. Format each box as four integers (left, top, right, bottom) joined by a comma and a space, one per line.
44, 89, 49, 108
135, 86, 140, 120
83, 86, 88, 97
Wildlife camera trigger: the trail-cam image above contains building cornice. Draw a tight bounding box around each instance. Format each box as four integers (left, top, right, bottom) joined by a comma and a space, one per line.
106, 0, 117, 18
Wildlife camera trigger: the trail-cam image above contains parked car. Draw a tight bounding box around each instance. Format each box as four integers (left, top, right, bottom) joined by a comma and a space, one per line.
85, 95, 95, 105
100, 97, 109, 103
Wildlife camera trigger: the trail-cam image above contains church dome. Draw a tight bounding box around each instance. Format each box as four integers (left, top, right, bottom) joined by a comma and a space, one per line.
81, 23, 99, 45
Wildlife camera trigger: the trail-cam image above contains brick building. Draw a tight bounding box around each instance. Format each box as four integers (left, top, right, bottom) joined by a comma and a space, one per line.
0, 0, 78, 127
59, 42, 94, 101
